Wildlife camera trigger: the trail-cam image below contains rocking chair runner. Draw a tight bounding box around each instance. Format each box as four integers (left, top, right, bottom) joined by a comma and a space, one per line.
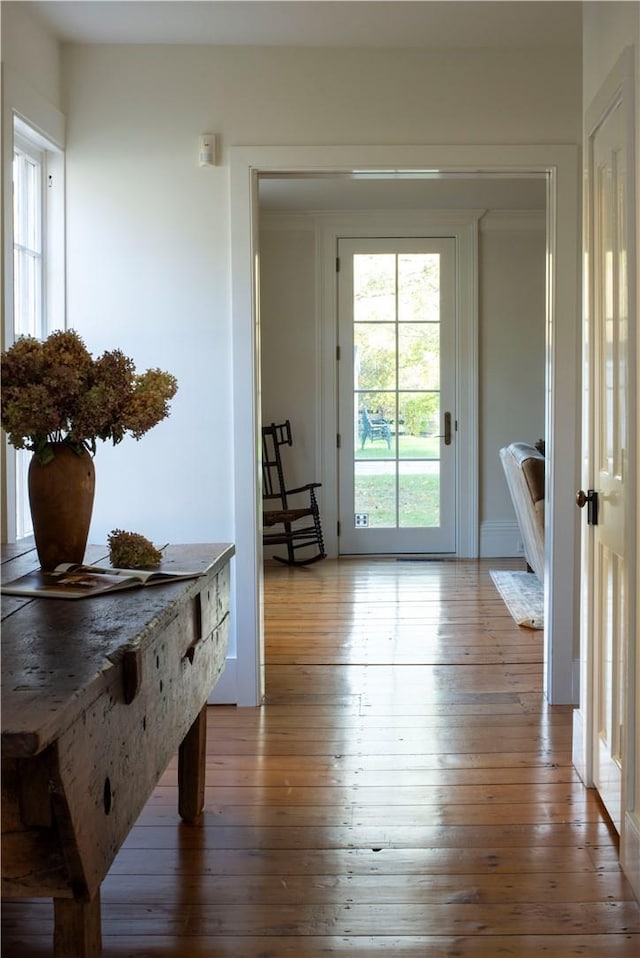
262, 420, 326, 566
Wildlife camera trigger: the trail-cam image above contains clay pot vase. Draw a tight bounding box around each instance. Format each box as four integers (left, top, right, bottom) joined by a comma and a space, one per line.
28, 443, 96, 571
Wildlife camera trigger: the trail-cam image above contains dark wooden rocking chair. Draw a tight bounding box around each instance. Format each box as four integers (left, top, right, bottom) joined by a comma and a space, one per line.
262, 420, 326, 566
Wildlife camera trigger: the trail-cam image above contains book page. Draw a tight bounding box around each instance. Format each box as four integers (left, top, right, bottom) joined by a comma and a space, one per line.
1, 564, 205, 600
1, 568, 138, 599
55, 563, 202, 584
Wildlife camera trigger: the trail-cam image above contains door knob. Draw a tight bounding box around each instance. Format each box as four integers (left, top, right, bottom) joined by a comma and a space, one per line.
576, 489, 599, 525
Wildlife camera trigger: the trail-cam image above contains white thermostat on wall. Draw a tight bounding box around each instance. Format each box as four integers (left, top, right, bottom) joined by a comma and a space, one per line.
198, 134, 217, 167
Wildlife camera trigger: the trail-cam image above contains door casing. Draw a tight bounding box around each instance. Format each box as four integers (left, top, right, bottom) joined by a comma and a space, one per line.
229, 143, 580, 710
318, 211, 480, 560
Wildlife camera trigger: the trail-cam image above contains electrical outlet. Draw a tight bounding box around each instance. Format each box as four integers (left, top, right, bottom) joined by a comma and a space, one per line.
355, 514, 369, 528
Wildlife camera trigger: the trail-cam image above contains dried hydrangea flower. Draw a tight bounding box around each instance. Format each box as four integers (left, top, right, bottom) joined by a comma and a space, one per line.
107, 529, 163, 569
0, 329, 178, 463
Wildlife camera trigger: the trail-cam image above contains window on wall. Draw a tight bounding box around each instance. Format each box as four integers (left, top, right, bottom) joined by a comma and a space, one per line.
13, 134, 45, 339
10, 118, 65, 539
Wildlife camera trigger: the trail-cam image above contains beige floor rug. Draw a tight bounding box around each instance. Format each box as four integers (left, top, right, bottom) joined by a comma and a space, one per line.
490, 569, 544, 630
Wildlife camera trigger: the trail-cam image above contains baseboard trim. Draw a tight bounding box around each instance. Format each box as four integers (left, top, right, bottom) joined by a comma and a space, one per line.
479, 520, 523, 558
622, 810, 640, 902
572, 658, 581, 708
208, 655, 238, 705
572, 706, 588, 785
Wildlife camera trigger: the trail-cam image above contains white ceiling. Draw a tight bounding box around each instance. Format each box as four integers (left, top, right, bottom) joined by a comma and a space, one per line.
20, 1, 582, 49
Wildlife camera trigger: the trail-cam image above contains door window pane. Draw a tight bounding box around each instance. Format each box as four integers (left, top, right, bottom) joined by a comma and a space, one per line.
355, 392, 396, 459
398, 393, 440, 458
398, 253, 440, 322
399, 461, 440, 528
354, 254, 396, 322
398, 323, 440, 390
354, 461, 396, 528
354, 323, 396, 391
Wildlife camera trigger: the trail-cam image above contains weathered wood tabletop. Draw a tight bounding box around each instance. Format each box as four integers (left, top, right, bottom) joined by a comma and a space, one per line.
1, 540, 234, 958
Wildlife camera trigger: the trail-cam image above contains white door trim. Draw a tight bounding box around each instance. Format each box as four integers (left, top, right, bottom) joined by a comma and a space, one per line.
315, 210, 479, 558
229, 143, 580, 708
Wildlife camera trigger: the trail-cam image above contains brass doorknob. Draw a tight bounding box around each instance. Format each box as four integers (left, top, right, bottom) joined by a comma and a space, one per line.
576, 490, 588, 508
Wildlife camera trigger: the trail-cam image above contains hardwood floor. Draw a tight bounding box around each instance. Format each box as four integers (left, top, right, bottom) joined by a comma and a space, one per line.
3, 557, 640, 956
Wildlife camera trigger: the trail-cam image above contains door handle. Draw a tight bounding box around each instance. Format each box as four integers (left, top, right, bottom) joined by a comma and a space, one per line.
444, 412, 452, 446
432, 412, 453, 445
428, 412, 451, 446
576, 488, 599, 525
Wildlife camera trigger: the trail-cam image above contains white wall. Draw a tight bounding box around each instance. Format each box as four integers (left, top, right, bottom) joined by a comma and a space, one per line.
582, 1, 639, 107
62, 48, 235, 550
1, 2, 62, 111
259, 222, 318, 492
479, 215, 546, 554
259, 221, 319, 562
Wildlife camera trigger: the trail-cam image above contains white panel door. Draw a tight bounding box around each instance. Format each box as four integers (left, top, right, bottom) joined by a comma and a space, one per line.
337, 238, 456, 554
585, 97, 629, 832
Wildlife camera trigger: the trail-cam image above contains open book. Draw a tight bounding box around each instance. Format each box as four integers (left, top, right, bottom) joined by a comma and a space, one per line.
1, 562, 204, 600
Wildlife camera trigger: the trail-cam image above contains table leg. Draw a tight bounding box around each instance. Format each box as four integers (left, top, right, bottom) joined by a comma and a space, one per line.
53, 892, 102, 957
178, 704, 207, 822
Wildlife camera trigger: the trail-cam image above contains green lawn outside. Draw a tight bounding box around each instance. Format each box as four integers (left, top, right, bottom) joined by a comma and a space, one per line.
357, 434, 440, 460
354, 472, 440, 527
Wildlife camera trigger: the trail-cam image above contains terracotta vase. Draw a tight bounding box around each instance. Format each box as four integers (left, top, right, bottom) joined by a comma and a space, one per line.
28, 443, 96, 571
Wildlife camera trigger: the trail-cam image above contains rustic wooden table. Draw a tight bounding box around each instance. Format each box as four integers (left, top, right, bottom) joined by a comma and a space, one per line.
1, 541, 234, 957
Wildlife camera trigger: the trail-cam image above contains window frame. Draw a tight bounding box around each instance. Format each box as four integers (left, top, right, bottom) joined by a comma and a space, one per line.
13, 130, 46, 341
6, 116, 66, 541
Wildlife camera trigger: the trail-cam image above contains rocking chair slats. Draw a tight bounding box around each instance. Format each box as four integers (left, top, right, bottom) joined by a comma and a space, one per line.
262, 420, 326, 566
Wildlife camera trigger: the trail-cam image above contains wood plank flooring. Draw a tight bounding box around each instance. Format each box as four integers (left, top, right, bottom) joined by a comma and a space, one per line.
3, 557, 640, 956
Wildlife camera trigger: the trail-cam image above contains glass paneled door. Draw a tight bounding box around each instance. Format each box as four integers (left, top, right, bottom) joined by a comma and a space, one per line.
338, 238, 456, 554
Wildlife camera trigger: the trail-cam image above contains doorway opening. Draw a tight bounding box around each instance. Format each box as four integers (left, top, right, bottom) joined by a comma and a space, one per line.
229, 145, 580, 708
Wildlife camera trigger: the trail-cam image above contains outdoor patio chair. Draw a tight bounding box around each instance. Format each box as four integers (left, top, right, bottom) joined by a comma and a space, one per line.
359, 407, 392, 449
